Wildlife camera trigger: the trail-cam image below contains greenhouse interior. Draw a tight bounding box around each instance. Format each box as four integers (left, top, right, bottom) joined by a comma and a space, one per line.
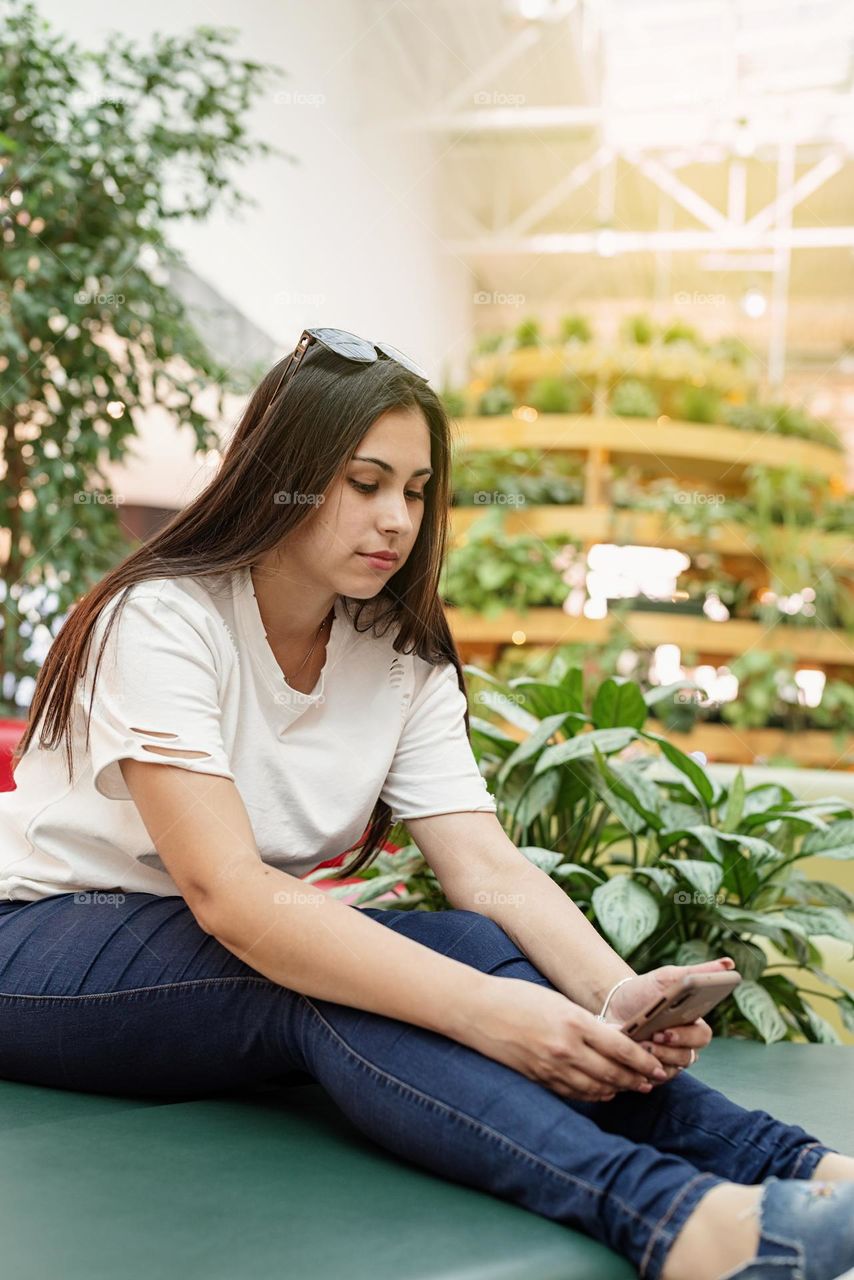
1, 1, 854, 1277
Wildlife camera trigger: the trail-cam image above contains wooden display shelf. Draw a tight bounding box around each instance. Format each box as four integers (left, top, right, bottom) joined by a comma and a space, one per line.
477, 715, 853, 771
450, 505, 854, 571
658, 723, 854, 770
453, 415, 841, 484
471, 345, 753, 395
448, 607, 854, 666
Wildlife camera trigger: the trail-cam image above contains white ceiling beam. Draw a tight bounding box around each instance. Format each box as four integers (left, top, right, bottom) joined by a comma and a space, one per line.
432, 23, 543, 115
743, 151, 845, 234
369, 0, 431, 105
621, 147, 733, 232
727, 160, 747, 225
444, 225, 854, 255
499, 146, 612, 237
406, 103, 854, 150
410, 104, 600, 133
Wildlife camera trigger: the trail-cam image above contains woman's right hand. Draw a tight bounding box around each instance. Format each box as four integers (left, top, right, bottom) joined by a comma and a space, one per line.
456, 976, 670, 1102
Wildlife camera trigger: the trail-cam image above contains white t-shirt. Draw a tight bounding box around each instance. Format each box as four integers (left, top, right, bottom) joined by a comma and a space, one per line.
0, 567, 496, 901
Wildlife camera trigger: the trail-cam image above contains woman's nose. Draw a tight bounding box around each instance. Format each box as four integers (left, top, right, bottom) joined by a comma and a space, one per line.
379, 493, 415, 534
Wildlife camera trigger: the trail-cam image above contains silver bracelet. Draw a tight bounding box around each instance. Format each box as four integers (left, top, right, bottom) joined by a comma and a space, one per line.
596, 975, 635, 1023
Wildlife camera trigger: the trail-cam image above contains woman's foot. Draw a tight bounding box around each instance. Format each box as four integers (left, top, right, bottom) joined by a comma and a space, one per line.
662, 1177, 854, 1280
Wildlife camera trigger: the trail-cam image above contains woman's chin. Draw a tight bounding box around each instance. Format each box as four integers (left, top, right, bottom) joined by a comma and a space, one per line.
341, 576, 388, 601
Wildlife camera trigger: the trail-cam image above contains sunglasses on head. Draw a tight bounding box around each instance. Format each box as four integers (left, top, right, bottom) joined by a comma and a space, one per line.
272, 326, 430, 400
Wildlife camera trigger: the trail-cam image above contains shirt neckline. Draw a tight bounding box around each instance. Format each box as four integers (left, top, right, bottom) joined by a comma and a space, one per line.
233, 565, 348, 705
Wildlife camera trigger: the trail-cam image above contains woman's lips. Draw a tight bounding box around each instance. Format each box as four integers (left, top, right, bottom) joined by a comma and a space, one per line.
358, 553, 398, 571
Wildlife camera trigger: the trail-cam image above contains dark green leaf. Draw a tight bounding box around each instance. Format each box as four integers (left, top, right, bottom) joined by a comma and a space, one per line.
641, 731, 715, 806
591, 678, 647, 731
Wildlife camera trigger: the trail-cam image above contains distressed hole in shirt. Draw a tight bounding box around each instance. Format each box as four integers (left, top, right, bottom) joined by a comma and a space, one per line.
129, 727, 212, 761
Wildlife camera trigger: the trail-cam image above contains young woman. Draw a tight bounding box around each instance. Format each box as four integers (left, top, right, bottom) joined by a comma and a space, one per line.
1, 327, 853, 1280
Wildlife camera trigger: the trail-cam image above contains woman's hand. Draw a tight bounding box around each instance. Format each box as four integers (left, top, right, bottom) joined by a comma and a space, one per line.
604, 957, 736, 1081
458, 976, 672, 1103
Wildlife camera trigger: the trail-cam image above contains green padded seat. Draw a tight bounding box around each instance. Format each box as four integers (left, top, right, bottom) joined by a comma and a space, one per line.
0, 1041, 850, 1280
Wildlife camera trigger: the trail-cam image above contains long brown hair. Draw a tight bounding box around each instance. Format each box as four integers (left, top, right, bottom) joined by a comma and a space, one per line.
14, 343, 473, 879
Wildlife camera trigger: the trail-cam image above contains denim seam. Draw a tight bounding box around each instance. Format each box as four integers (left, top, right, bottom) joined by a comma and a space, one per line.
789, 1140, 827, 1179
0, 975, 277, 1006
664, 1100, 779, 1162
299, 995, 662, 1236
638, 1170, 719, 1280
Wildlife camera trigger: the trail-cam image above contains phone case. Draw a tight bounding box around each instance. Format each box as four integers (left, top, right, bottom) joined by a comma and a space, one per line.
621, 971, 742, 1040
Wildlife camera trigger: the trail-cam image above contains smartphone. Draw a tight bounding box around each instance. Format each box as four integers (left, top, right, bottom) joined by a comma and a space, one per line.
619, 970, 742, 1041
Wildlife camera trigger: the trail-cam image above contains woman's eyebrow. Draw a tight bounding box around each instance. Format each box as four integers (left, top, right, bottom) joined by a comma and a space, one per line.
352, 454, 433, 478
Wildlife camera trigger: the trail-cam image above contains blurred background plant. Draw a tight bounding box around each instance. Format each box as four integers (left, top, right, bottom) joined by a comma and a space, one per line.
440, 507, 576, 617
315, 667, 854, 1044
0, 1, 282, 713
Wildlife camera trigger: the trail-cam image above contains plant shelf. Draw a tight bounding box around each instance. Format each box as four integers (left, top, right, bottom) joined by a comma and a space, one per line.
453, 415, 841, 485
447, 607, 854, 666
450, 505, 854, 570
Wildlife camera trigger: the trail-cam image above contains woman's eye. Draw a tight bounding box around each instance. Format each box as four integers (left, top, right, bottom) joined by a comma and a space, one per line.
349, 480, 425, 501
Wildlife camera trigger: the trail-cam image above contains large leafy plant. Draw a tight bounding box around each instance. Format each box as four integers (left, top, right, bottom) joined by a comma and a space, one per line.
0, 1, 282, 709
327, 668, 854, 1044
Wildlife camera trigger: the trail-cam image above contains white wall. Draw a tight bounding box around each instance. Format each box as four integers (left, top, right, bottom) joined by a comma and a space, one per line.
34, 0, 473, 396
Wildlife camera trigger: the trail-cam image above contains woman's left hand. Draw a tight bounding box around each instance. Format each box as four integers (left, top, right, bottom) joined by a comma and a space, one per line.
604, 958, 736, 1082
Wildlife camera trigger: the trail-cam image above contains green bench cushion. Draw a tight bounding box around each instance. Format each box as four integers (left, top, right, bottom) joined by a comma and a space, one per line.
0, 1041, 850, 1280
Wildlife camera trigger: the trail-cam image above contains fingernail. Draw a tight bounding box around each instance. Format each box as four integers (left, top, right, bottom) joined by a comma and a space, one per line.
653, 1032, 667, 1043
653, 1068, 668, 1080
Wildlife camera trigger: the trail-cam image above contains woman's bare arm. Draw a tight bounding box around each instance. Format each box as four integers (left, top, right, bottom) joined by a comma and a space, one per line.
119, 758, 492, 1039
118, 758, 667, 1096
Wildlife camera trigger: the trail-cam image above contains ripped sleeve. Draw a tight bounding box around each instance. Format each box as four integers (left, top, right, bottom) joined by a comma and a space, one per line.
77, 591, 236, 801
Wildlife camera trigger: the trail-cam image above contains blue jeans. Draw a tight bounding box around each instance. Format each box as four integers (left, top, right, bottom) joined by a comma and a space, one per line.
0, 892, 836, 1280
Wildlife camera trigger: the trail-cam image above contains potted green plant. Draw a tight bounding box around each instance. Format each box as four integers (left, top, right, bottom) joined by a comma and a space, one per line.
441, 510, 576, 617
558, 314, 593, 344
348, 667, 854, 1043
609, 379, 661, 418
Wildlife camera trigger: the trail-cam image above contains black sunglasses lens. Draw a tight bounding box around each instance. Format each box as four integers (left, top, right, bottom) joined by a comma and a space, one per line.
308, 327, 376, 363
374, 341, 429, 381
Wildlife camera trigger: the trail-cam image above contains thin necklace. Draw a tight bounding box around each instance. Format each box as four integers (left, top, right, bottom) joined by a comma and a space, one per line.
249, 568, 334, 686
283, 606, 334, 684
